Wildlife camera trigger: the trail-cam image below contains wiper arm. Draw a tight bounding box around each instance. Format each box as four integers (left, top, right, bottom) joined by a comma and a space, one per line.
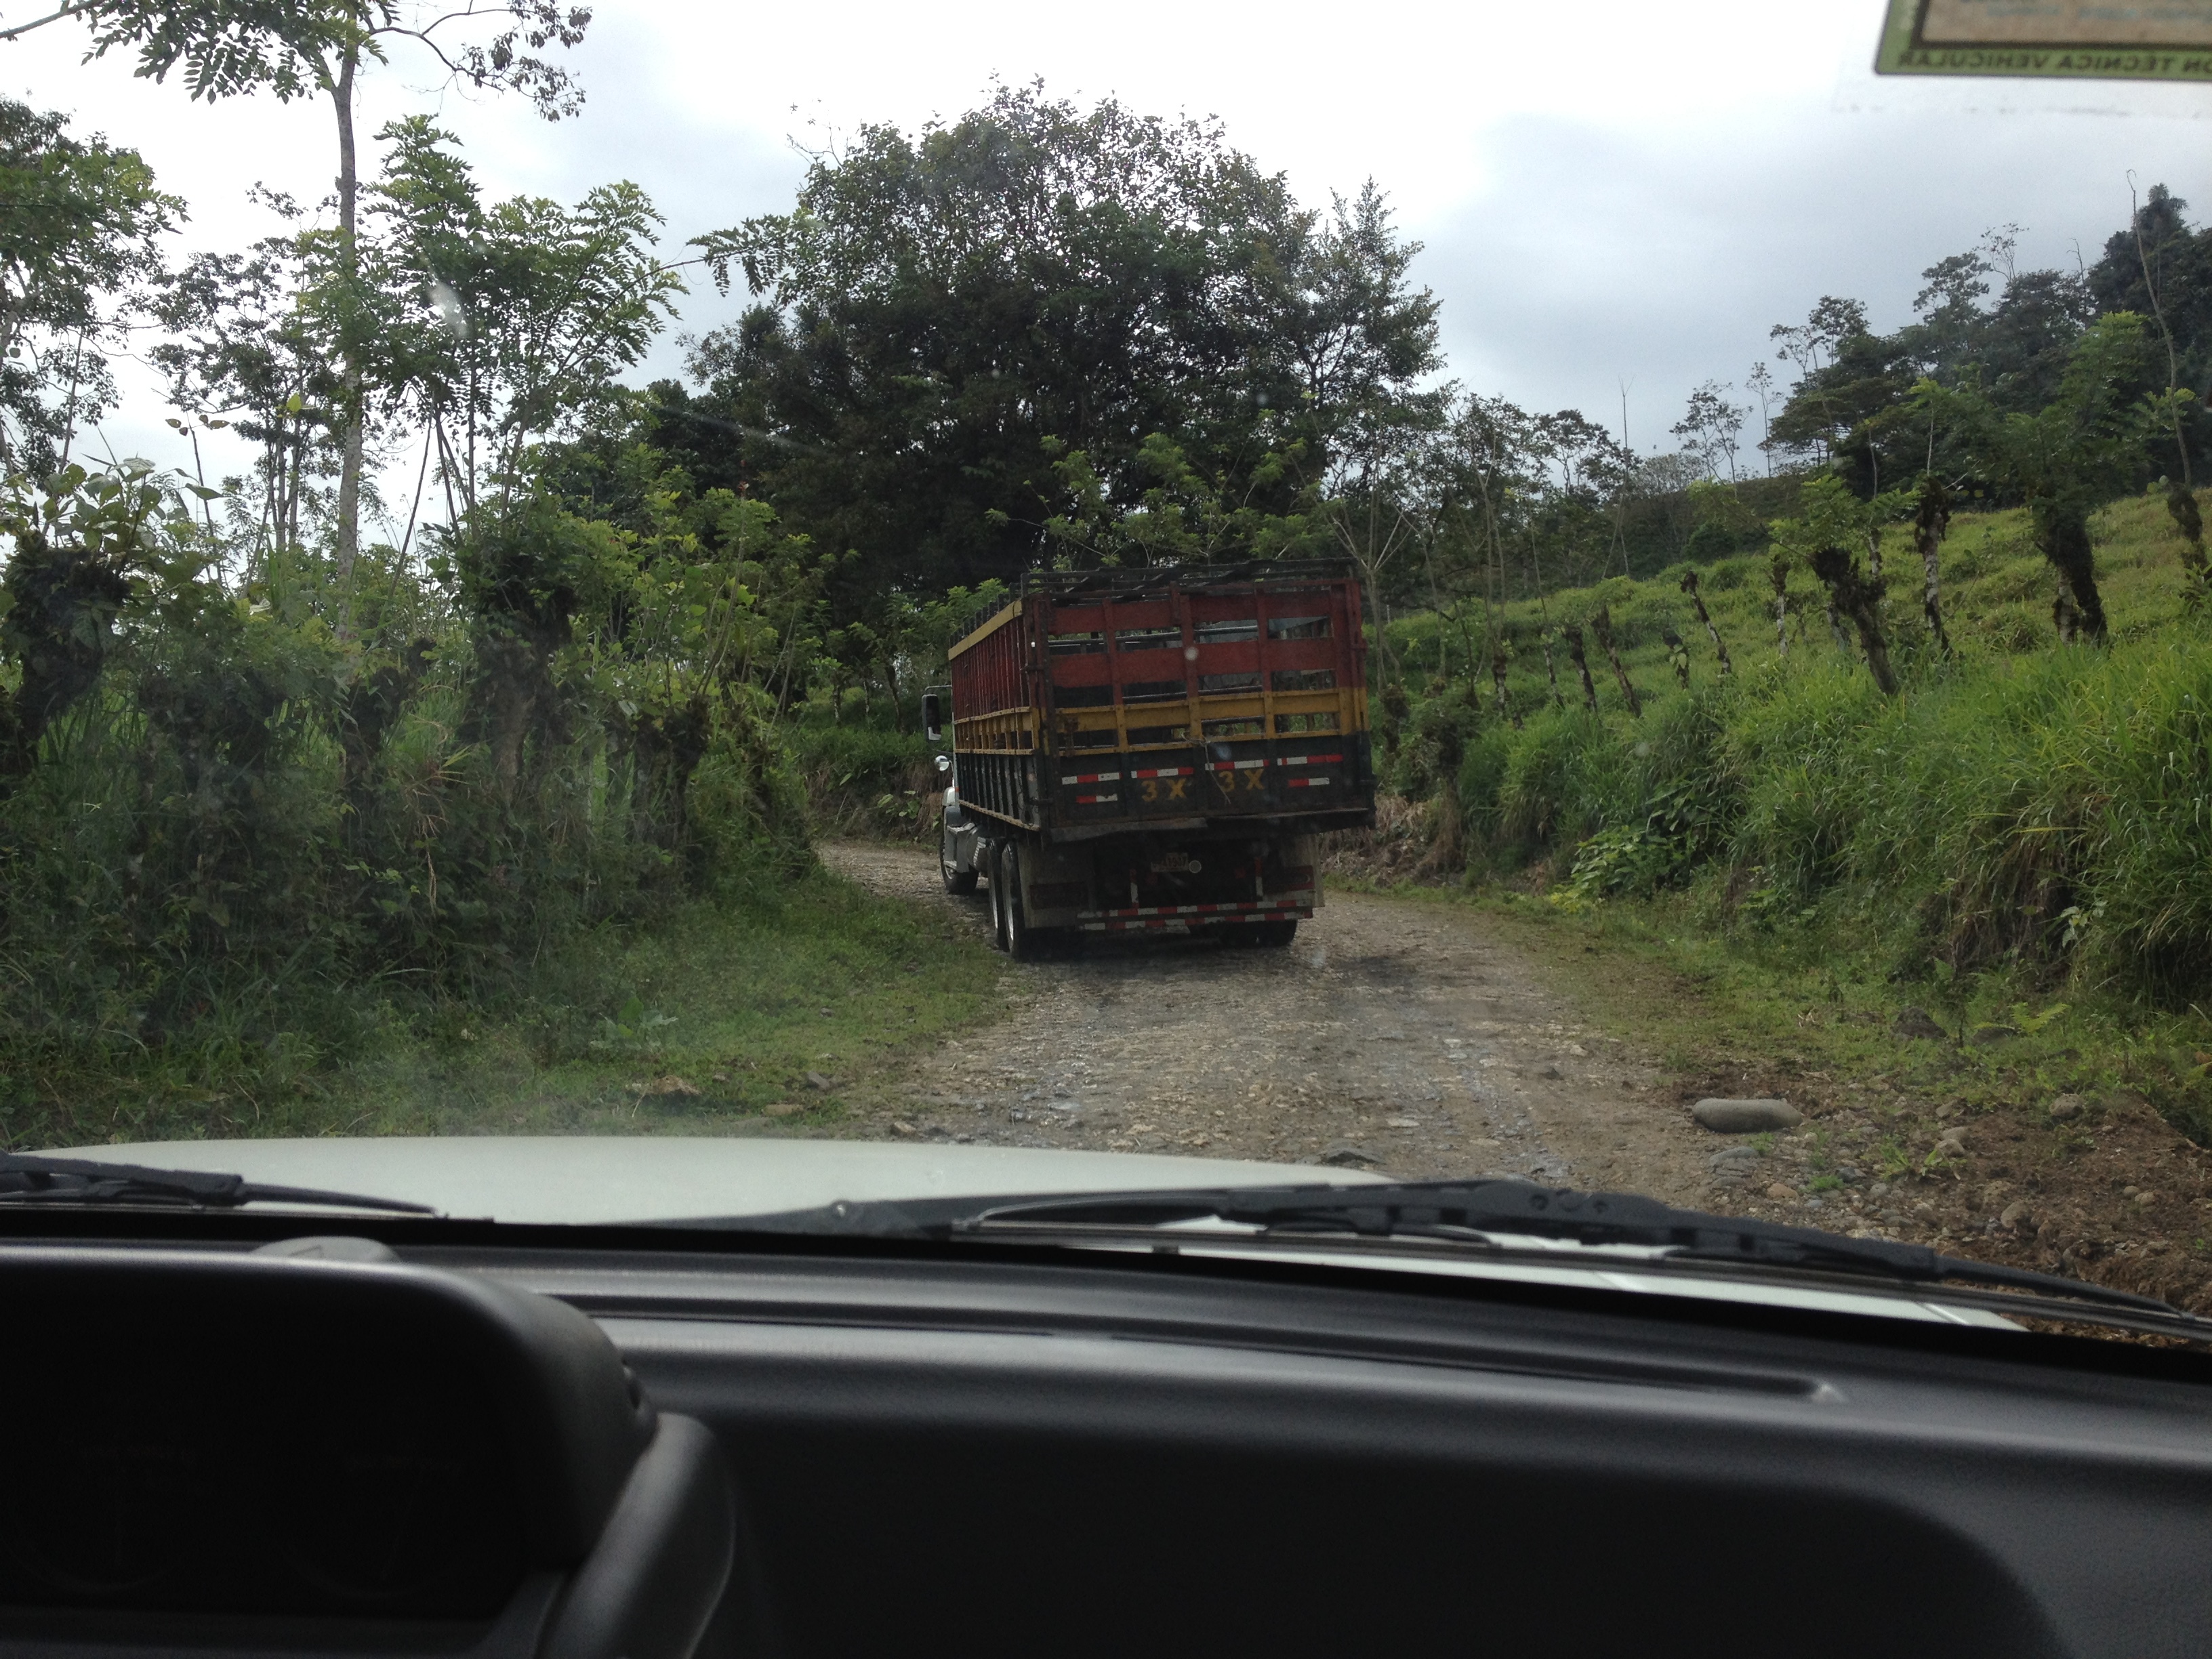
0, 1153, 438, 1216
948, 1177, 2183, 1319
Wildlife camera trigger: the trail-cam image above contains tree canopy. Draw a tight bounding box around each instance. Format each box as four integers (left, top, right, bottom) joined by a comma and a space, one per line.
0, 99, 178, 472
678, 83, 1442, 600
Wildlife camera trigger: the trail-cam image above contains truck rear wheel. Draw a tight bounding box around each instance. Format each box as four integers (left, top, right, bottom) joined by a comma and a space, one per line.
941, 823, 977, 894
1253, 919, 1298, 948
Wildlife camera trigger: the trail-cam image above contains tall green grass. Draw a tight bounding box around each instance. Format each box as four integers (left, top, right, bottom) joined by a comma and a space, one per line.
1390, 487, 2212, 1016
11, 865, 1003, 1148
785, 703, 937, 836
1446, 623, 2212, 998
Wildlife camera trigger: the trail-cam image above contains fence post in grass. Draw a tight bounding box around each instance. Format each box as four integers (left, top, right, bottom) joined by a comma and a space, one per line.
1809, 544, 1901, 695
1589, 606, 1642, 716
2034, 501, 2109, 643
1767, 549, 1790, 659
1539, 629, 1566, 710
2167, 476, 2209, 600
1662, 627, 1690, 688
1912, 474, 1955, 659
1561, 624, 1599, 710
2053, 577, 2081, 645
1489, 641, 1520, 728
1679, 569, 1732, 674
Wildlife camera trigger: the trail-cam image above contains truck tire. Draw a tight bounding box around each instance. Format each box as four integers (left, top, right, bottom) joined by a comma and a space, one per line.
1253, 919, 1298, 948
941, 823, 978, 894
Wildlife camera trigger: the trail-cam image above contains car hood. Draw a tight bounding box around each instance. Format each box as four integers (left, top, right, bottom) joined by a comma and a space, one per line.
47, 1135, 1389, 1227
46, 1136, 2022, 1332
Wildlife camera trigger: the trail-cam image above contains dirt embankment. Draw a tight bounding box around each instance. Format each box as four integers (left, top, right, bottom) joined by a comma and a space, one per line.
821, 841, 2212, 1312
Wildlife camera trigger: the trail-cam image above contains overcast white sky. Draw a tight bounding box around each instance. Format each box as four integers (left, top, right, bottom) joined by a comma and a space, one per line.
11, 0, 2212, 504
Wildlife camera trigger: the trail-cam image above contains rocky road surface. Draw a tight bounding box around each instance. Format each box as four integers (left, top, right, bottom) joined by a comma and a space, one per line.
807, 840, 2212, 1299
822, 840, 1721, 1206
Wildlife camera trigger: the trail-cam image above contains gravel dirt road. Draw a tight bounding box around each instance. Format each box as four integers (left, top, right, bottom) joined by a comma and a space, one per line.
805, 840, 2212, 1305
822, 840, 1719, 1204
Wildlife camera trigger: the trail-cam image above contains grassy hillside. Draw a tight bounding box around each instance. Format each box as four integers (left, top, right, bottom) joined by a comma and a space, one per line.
1374, 486, 2212, 1139
1385, 485, 2201, 732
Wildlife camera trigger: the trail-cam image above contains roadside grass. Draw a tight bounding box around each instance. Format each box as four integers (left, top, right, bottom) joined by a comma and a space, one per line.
785, 700, 938, 837
1367, 872, 2212, 1144
1368, 484, 2212, 1145
3, 868, 1004, 1149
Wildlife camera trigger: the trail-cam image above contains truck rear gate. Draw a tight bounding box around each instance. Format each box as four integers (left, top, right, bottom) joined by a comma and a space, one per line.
939, 562, 1374, 952
946, 561, 1372, 839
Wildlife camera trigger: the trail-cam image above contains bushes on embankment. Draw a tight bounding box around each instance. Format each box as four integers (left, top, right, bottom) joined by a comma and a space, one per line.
1380, 489, 2212, 1009
1446, 642, 2212, 1002
0, 460, 813, 1124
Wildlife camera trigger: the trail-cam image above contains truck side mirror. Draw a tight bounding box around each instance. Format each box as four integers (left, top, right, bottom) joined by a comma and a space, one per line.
922, 693, 943, 742
935, 754, 952, 775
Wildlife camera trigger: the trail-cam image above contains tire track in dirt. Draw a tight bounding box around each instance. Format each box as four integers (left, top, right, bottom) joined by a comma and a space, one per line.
822, 840, 1717, 1202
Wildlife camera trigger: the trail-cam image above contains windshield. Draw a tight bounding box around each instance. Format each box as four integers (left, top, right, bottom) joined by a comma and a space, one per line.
3, 0, 2210, 1324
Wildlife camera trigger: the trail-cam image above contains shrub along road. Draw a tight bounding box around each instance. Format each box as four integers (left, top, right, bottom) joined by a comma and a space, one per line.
822, 841, 2212, 1316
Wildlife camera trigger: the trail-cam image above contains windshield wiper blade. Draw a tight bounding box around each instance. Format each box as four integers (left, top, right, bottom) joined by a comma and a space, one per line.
0, 1153, 438, 1216
941, 1177, 2182, 1319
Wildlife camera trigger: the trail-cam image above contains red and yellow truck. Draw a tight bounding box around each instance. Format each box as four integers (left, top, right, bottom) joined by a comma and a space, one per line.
926, 561, 1376, 957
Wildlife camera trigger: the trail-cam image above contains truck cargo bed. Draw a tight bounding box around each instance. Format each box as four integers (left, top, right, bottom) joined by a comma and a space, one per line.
947, 562, 1374, 840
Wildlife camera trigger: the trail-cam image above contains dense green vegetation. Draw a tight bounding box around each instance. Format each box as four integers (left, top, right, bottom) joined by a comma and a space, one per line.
5, 868, 1001, 1148
1368, 487, 2212, 1134
9, 9, 2212, 1151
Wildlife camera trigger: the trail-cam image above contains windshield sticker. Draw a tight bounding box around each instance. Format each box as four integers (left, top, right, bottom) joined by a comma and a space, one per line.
1877, 0, 2212, 77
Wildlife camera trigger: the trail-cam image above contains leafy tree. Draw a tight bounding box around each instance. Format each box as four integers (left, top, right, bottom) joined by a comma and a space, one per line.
683, 84, 1441, 605
149, 204, 342, 578
357, 117, 682, 520
0, 459, 211, 773
2088, 185, 2212, 410
1914, 312, 2160, 642
0, 100, 178, 473
1766, 297, 1871, 461
6, 0, 592, 586
1411, 396, 1633, 614
1042, 432, 1326, 569
1671, 381, 1745, 481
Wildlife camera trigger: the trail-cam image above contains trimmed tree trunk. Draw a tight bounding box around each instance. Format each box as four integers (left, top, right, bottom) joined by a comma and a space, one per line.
330, 45, 363, 617
2053, 578, 2081, 646
1489, 643, 1519, 728
1912, 475, 1954, 659
1679, 569, 1732, 674
1824, 591, 1851, 654
1540, 629, 1565, 709
1768, 550, 1789, 659
1378, 678, 1410, 760
1662, 627, 1690, 688
0, 525, 134, 778
2166, 476, 2208, 594
1561, 623, 1599, 710
1809, 545, 1900, 695
1589, 606, 1641, 716
2033, 499, 2109, 643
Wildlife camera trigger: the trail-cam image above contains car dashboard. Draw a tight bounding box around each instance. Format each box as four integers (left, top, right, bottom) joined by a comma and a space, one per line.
3, 1225, 2209, 1658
